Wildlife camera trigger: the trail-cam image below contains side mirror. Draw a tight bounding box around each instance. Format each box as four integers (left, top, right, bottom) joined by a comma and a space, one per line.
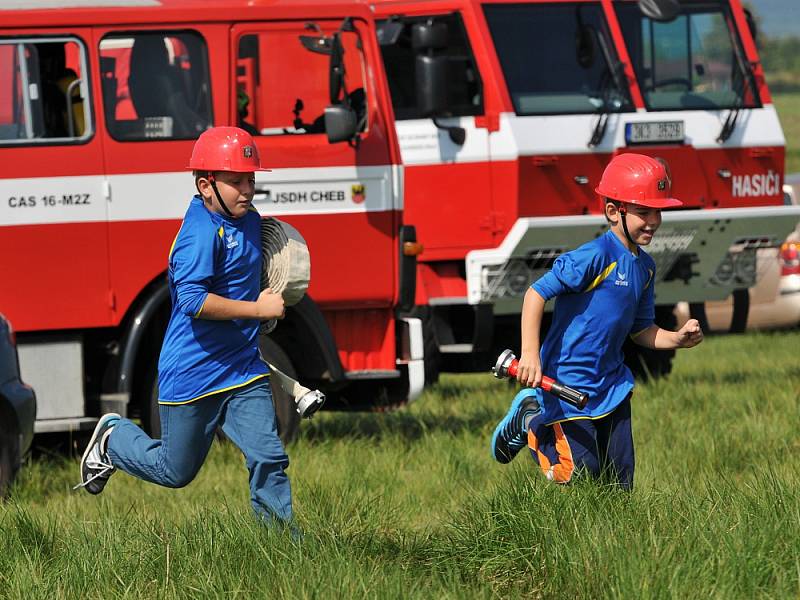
324, 104, 357, 144
637, 0, 680, 22
416, 54, 448, 116
411, 21, 448, 51
329, 33, 344, 105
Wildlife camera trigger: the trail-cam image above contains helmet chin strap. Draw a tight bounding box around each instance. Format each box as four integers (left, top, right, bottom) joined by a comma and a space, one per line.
209, 175, 235, 217
618, 204, 637, 247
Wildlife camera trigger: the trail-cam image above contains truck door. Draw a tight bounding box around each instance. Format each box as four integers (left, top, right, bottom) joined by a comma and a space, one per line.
0, 33, 110, 331
231, 19, 397, 308
95, 27, 217, 318
378, 11, 494, 258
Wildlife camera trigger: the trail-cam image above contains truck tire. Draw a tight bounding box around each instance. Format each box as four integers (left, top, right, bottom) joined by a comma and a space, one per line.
622, 306, 677, 381
258, 336, 301, 445
143, 365, 161, 439
729, 288, 750, 333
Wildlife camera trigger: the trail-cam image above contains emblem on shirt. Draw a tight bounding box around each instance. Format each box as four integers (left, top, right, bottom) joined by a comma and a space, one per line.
225, 232, 239, 249
615, 269, 629, 287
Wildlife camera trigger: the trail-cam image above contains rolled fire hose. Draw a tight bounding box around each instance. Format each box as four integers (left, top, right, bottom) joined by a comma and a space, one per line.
259, 217, 324, 418
260, 217, 311, 332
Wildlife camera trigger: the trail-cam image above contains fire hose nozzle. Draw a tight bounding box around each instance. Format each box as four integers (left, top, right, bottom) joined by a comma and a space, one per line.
266, 361, 327, 419
296, 389, 325, 419
492, 348, 517, 379
491, 349, 590, 410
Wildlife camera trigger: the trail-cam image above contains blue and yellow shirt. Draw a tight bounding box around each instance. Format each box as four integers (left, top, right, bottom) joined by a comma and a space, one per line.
157, 196, 268, 404
532, 229, 655, 424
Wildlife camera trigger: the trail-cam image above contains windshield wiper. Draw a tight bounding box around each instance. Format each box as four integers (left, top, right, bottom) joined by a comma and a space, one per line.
717, 23, 758, 143
588, 27, 626, 147
588, 75, 611, 147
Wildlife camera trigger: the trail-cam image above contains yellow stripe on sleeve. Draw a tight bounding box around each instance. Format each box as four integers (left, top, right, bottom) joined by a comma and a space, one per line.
583, 261, 617, 293
193, 294, 208, 318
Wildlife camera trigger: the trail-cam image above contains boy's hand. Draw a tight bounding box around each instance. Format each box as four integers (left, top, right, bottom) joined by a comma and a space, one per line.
256, 288, 285, 320
516, 353, 542, 388
676, 318, 703, 348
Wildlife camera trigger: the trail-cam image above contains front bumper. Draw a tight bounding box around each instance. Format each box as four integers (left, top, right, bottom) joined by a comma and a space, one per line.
466, 205, 800, 314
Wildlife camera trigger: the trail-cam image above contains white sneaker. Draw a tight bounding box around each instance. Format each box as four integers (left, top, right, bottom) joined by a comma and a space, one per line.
74, 413, 120, 494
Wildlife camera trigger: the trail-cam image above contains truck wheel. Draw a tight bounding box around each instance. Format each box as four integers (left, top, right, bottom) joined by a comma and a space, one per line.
143, 365, 161, 439
729, 288, 749, 333
258, 336, 301, 445
622, 306, 677, 381
0, 430, 17, 498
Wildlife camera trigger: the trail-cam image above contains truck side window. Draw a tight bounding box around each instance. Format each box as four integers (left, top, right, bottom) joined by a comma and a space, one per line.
236, 26, 367, 136
99, 31, 212, 140
378, 13, 483, 120
0, 38, 92, 144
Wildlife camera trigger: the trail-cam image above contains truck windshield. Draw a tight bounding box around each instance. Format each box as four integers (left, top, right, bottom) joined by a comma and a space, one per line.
483, 3, 633, 115
615, 2, 761, 111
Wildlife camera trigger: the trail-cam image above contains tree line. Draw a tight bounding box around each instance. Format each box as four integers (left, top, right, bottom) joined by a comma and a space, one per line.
760, 36, 800, 92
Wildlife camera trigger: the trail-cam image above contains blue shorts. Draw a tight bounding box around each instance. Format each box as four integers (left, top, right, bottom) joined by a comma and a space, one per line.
527, 394, 634, 489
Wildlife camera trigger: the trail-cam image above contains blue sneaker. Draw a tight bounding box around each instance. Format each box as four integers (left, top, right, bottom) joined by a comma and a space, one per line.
75, 413, 121, 494
491, 389, 542, 464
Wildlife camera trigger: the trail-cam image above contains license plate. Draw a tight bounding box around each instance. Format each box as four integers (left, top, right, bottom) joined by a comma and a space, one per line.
625, 121, 684, 145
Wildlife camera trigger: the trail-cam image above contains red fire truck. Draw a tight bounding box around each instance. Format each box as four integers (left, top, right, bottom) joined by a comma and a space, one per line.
371, 0, 800, 379
0, 0, 424, 442
3, 0, 799, 444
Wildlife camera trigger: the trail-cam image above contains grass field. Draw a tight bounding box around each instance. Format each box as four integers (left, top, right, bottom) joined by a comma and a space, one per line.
2, 330, 800, 598
773, 92, 800, 174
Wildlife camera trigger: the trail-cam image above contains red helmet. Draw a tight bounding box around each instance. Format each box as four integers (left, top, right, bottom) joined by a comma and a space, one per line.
187, 126, 269, 172
595, 153, 682, 209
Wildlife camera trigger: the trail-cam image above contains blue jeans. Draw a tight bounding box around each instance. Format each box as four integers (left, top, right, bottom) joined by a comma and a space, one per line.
107, 378, 292, 523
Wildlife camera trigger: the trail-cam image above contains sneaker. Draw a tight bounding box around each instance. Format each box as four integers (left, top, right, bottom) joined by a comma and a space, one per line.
491, 389, 542, 464
74, 413, 121, 494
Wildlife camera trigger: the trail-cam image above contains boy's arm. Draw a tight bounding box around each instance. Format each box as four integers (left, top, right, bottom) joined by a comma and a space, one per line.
517, 287, 545, 387
631, 319, 704, 350
196, 288, 285, 321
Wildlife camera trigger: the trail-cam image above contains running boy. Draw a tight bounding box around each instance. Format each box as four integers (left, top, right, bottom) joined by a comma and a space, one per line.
76, 127, 293, 524
490, 153, 703, 489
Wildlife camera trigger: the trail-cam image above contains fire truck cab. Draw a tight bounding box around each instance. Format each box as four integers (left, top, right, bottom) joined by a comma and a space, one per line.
372, 0, 800, 377
0, 0, 421, 441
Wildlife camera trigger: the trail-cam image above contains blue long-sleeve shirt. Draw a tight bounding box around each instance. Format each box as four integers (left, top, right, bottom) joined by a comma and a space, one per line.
532, 230, 655, 424
157, 196, 268, 404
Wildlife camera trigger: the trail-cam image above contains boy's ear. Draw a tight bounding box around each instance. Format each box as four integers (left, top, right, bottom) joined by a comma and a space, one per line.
604, 200, 619, 222
195, 176, 212, 197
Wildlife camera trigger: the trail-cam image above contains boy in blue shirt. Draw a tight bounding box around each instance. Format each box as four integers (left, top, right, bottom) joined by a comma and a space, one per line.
491, 153, 703, 489
77, 127, 293, 524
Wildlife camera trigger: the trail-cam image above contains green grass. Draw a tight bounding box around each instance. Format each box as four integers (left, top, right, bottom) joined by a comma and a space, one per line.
3, 331, 800, 598
773, 92, 800, 174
